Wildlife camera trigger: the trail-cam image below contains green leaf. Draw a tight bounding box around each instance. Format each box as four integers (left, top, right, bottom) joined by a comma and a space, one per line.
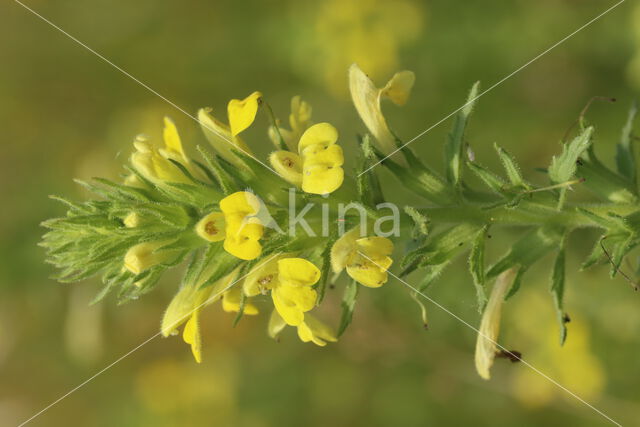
549, 126, 593, 184
382, 156, 452, 205
487, 226, 563, 299
356, 134, 385, 207
337, 280, 359, 337
197, 145, 239, 195
403, 206, 430, 238
316, 231, 338, 304
469, 227, 488, 312
467, 161, 507, 194
444, 81, 480, 189
494, 143, 526, 188
401, 223, 483, 276
616, 101, 637, 185
550, 244, 568, 345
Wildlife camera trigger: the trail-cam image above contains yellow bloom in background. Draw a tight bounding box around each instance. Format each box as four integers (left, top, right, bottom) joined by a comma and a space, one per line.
268, 96, 313, 152
331, 227, 394, 288
349, 63, 415, 157
219, 191, 265, 260
508, 291, 605, 407
244, 256, 321, 326
291, 0, 423, 97
626, 4, 640, 89
198, 91, 261, 168
269, 122, 344, 195
124, 240, 175, 275
475, 268, 516, 380
161, 270, 240, 363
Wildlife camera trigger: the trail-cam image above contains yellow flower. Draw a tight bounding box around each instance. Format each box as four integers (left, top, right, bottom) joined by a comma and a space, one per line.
267, 309, 336, 346
129, 118, 202, 185
194, 212, 226, 243
161, 270, 243, 363
291, 0, 423, 96
193, 192, 266, 260
219, 191, 265, 260
198, 92, 261, 168
244, 256, 320, 326
221, 286, 259, 315
124, 240, 175, 275
331, 227, 394, 288
123, 212, 142, 228
269, 122, 344, 195
475, 268, 516, 380
349, 63, 415, 157
296, 313, 338, 346
268, 96, 313, 151
130, 135, 191, 185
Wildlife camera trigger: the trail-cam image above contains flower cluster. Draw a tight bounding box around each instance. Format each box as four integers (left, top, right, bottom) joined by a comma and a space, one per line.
42, 63, 640, 381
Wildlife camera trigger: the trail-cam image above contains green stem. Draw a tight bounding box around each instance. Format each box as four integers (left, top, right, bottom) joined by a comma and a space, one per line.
419, 201, 639, 229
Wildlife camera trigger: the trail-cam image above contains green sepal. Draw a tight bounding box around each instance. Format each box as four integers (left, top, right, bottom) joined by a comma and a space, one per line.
337, 280, 359, 337
444, 81, 480, 190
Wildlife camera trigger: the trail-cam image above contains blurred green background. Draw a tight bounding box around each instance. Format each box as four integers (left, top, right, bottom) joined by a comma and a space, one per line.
2, 0, 640, 425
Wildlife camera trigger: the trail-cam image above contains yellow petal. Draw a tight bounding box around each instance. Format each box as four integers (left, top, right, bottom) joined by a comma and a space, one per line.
277, 258, 321, 287
131, 149, 190, 185
330, 227, 361, 273
243, 254, 285, 297
221, 286, 259, 315
272, 284, 317, 326
301, 143, 344, 166
228, 91, 262, 137
297, 123, 338, 153
381, 71, 415, 106
349, 63, 403, 157
124, 240, 174, 275
346, 260, 389, 288
162, 116, 187, 162
356, 236, 394, 258
220, 191, 261, 217
123, 212, 142, 228
182, 312, 202, 363
475, 269, 516, 380
296, 313, 337, 346
302, 164, 344, 195
195, 212, 226, 242
223, 236, 262, 261
269, 150, 303, 186
268, 309, 287, 340
198, 107, 252, 168
161, 285, 201, 337
161, 269, 239, 337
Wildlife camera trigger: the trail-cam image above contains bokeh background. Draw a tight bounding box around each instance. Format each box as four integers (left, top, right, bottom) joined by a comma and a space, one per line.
2, 0, 640, 425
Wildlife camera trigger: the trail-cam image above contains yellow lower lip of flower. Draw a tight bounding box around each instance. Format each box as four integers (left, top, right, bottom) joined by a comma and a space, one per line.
272, 284, 317, 326
223, 236, 262, 261
346, 261, 389, 288
302, 164, 344, 195
296, 314, 338, 346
